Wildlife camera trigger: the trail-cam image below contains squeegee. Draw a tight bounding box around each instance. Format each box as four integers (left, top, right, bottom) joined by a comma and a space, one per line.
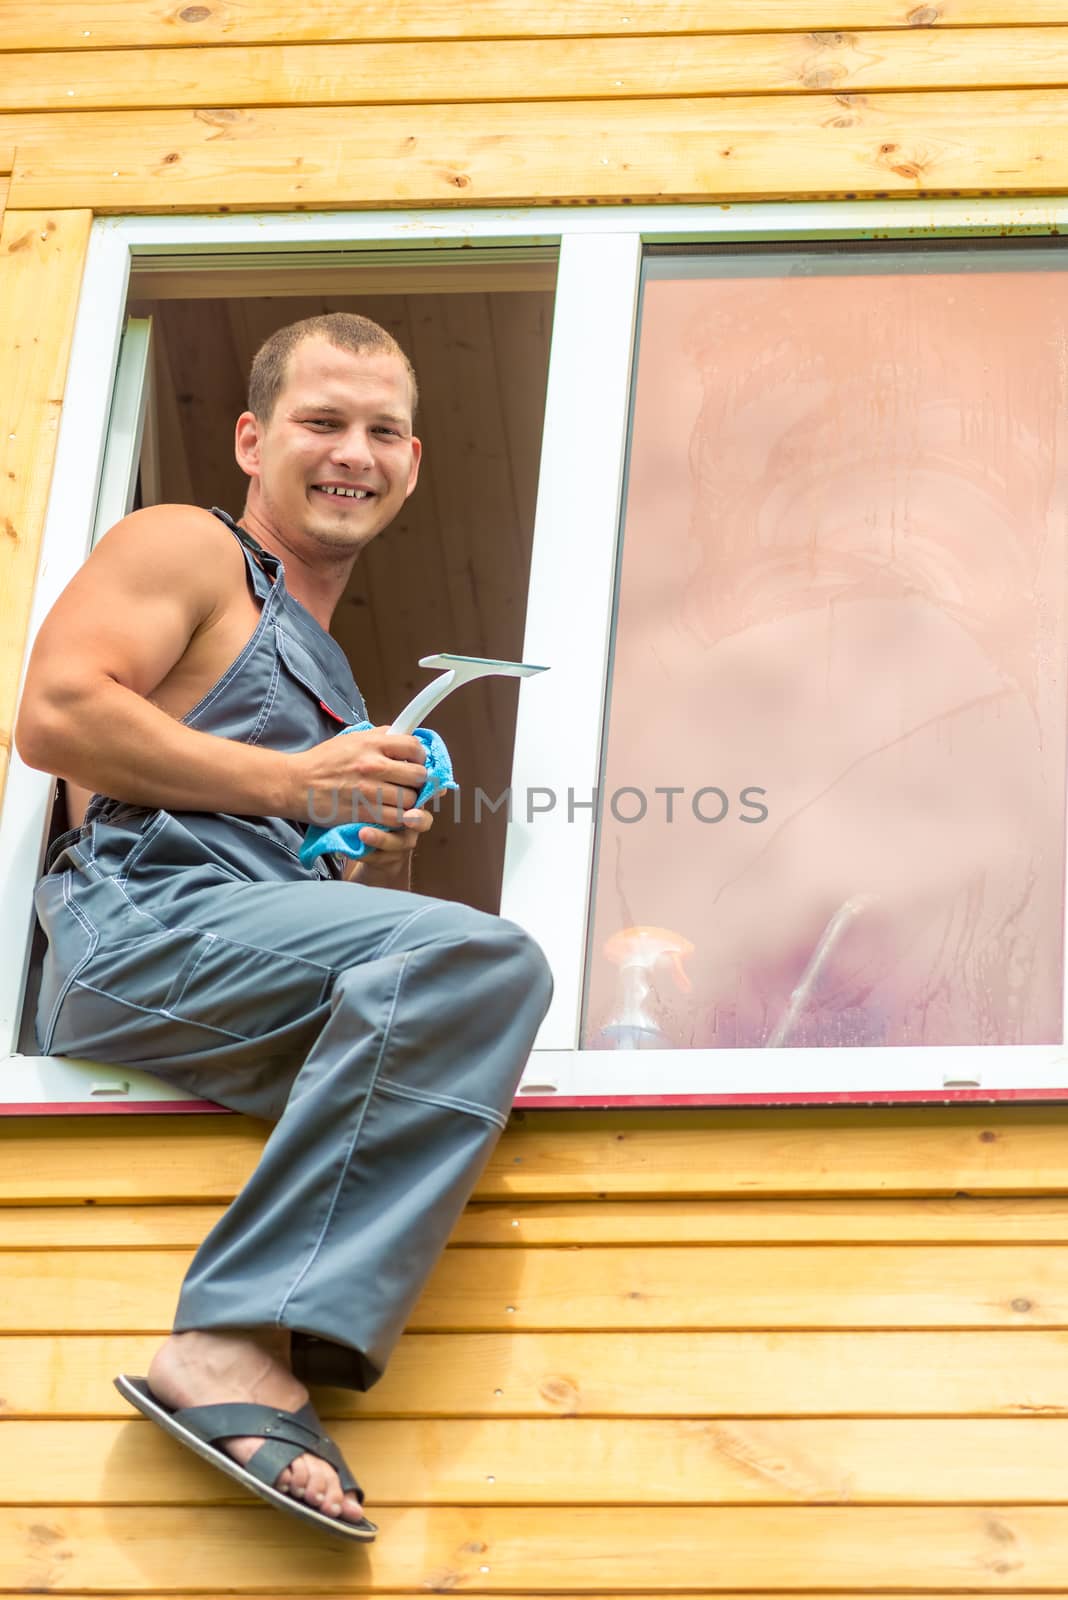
389, 653, 549, 735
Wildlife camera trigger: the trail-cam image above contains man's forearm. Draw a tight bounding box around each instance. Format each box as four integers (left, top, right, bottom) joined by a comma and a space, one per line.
16, 675, 297, 820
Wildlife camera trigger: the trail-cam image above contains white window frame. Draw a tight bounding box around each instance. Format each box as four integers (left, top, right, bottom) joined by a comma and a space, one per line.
4, 200, 1068, 1113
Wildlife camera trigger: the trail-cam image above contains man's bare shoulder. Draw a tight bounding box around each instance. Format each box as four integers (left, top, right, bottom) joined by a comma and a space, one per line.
92, 504, 244, 592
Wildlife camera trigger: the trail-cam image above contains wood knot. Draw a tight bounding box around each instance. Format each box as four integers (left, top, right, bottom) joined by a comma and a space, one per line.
539, 1375, 580, 1412
1011, 1297, 1033, 1313
162, 152, 180, 164
979, 1130, 997, 1142
801, 62, 847, 89
446, 173, 470, 188
28, 1523, 65, 1545
907, 3, 941, 22
808, 31, 846, 45
178, 5, 212, 20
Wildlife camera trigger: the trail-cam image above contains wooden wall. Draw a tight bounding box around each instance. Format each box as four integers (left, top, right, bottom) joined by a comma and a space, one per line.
8, 1105, 1068, 1591
4, 4, 1068, 1598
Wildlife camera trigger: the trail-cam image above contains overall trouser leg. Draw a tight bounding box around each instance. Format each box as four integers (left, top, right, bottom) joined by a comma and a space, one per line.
172, 899, 552, 1389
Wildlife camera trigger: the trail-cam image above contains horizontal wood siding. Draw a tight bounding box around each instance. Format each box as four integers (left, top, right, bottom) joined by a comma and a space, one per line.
1, 90, 1067, 211
4, 1109, 1068, 1592
10, 29, 1068, 112
3, 6, 1068, 1598
3, 9, 1068, 208
3, 1, 1068, 49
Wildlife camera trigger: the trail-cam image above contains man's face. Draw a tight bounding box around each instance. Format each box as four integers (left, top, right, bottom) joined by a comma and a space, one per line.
235, 336, 421, 557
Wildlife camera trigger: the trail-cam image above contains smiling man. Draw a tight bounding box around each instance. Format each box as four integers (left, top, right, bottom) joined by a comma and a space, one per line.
15, 313, 553, 1542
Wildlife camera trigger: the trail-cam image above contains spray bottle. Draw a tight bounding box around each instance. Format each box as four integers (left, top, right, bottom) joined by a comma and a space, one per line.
595, 925, 694, 1049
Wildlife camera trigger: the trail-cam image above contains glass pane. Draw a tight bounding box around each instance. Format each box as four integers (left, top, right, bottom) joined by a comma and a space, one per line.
582, 246, 1068, 1052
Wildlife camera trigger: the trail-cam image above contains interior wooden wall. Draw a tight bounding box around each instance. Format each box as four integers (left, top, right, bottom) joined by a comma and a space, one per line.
142, 286, 553, 913
4, 4, 1068, 1598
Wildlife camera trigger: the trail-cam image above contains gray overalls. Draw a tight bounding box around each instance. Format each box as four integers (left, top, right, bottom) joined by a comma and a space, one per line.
33, 509, 553, 1389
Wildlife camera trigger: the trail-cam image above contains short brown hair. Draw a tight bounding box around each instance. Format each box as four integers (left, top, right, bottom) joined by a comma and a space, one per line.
248, 312, 418, 422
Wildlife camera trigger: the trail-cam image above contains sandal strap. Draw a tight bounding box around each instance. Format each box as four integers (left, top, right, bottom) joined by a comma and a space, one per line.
245, 1432, 361, 1498
174, 1398, 362, 1498
175, 1399, 322, 1446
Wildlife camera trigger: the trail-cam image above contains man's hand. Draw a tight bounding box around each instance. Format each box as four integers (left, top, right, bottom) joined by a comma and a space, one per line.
343, 805, 435, 887
292, 723, 436, 888
292, 724, 431, 829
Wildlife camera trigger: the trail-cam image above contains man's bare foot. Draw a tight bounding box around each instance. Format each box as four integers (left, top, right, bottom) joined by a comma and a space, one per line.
146, 1328, 367, 1525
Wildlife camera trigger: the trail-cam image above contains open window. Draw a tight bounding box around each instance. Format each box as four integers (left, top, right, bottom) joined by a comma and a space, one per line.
4, 205, 1068, 1111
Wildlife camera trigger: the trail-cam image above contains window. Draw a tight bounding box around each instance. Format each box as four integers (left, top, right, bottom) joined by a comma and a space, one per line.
5, 204, 1068, 1110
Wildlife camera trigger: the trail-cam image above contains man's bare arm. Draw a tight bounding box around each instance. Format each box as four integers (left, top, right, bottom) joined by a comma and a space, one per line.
15, 505, 429, 827
15, 506, 294, 818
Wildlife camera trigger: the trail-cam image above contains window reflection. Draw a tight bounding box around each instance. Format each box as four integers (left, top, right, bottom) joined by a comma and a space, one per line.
582, 249, 1068, 1051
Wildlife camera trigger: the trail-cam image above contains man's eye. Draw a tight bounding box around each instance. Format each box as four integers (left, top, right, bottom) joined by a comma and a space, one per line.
305, 418, 335, 428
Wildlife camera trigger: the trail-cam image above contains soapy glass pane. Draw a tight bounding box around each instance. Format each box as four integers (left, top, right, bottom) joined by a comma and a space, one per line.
582, 248, 1068, 1050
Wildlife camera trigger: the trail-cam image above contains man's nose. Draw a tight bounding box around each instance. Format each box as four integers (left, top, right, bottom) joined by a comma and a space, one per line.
331, 428, 376, 470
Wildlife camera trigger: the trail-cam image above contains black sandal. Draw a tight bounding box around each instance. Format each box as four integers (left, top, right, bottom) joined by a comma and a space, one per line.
114, 1373, 377, 1542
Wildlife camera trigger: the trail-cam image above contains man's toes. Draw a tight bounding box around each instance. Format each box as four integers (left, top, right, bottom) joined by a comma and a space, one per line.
304, 1458, 333, 1508
286, 1455, 312, 1500
341, 1491, 366, 1523
312, 1464, 345, 1518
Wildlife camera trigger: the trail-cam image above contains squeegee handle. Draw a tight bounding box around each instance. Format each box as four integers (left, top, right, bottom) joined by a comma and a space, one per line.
388, 670, 458, 736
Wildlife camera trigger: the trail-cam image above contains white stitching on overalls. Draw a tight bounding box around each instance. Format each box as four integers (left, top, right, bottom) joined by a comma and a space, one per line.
70, 979, 253, 1041
168, 932, 217, 1012
181, 577, 280, 727
376, 1076, 508, 1130
41, 873, 101, 1055
245, 648, 281, 746
372, 902, 444, 961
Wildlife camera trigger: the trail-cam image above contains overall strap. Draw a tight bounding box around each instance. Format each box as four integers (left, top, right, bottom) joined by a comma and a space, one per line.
209, 506, 283, 587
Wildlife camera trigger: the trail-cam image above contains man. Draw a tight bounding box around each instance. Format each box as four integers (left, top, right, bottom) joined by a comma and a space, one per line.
15, 312, 553, 1541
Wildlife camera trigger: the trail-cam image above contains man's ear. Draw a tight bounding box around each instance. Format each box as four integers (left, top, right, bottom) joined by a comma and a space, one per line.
234, 411, 262, 479
405, 435, 423, 500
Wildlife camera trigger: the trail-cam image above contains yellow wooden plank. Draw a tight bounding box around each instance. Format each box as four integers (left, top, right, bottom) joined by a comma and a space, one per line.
8, 89, 1068, 212
8, 1329, 1068, 1419
9, 28, 1068, 114
455, 1195, 1068, 1244
13, 1416, 1068, 1505
2, 1244, 1067, 1332
17, 1194, 1068, 1249
8, 2, 1068, 51
0, 145, 12, 172
5, 1107, 1068, 1204
0, 208, 91, 811
5, 1504, 1068, 1590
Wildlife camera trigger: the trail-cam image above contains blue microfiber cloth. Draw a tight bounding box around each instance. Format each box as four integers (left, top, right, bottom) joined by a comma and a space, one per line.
299, 720, 458, 866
